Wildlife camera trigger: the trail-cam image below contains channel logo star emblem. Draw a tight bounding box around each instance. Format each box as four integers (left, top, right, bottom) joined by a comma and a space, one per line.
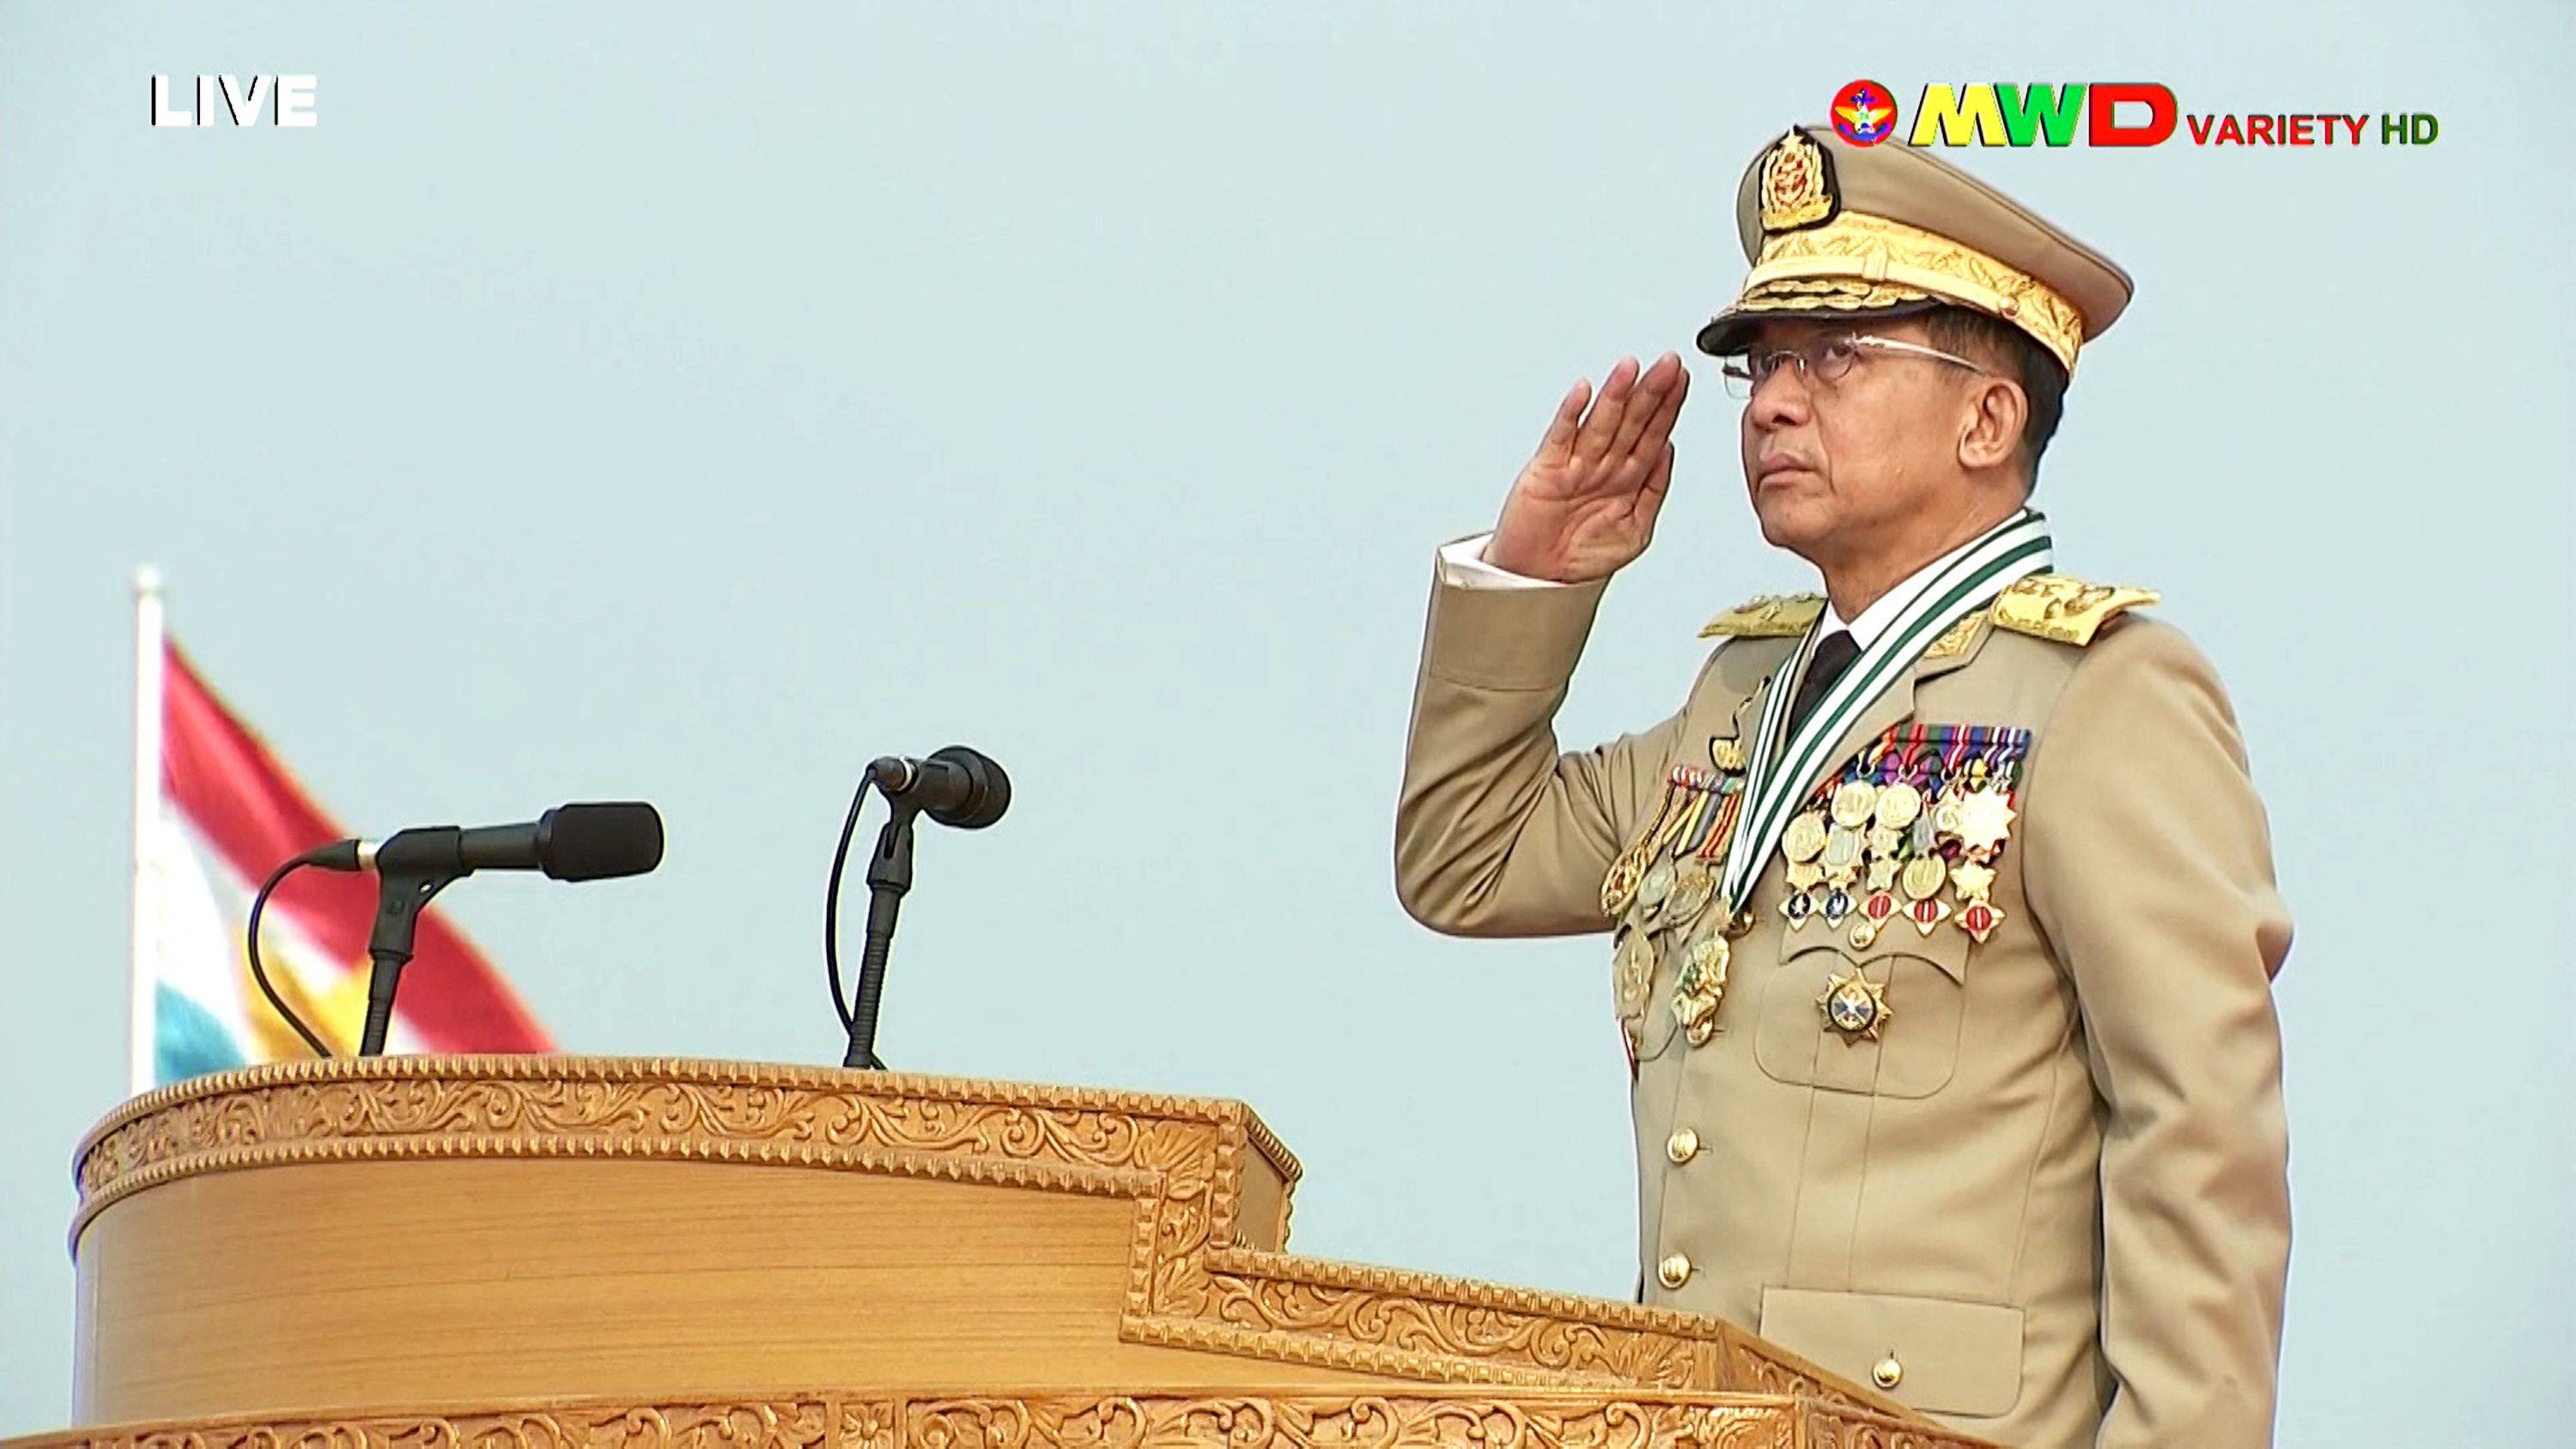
1832, 80, 1898, 146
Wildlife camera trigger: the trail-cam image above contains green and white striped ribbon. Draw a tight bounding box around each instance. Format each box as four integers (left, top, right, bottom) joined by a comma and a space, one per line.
1717, 509, 2056, 916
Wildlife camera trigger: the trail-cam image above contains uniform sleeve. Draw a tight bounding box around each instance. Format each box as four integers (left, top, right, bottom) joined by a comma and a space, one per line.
1437, 530, 1571, 591
1394, 543, 1698, 937
2017, 618, 2293, 1448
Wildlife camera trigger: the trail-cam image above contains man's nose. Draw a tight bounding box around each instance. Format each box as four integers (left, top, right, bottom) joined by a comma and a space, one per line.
1746, 362, 1815, 428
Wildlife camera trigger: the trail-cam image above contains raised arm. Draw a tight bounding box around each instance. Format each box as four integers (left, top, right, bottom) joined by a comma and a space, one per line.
1394, 353, 1695, 937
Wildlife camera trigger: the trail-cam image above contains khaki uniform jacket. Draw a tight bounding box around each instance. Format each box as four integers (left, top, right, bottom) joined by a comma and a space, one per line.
1394, 551, 2293, 1449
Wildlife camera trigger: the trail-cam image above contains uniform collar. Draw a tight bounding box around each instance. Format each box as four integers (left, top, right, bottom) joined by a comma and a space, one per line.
1823, 513, 2026, 649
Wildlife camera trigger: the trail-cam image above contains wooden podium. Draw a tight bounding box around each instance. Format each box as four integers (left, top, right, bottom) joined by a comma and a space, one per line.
14, 1057, 2000, 1448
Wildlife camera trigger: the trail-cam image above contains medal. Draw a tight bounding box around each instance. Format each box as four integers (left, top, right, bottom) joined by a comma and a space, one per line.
1953, 785, 2018, 855
1863, 855, 1899, 894
1829, 779, 1879, 829
1601, 852, 1644, 919
1948, 858, 2004, 943
1957, 897, 2006, 943
1783, 810, 1831, 864
1670, 933, 1731, 1046
1695, 785, 1747, 863
1906, 894, 1950, 935
1818, 970, 1893, 1042
1613, 928, 1657, 1018
1602, 774, 1690, 919
1901, 854, 1947, 901
1820, 825, 1863, 876
1874, 780, 1923, 830
1820, 886, 1855, 926
1637, 858, 1676, 921
1680, 784, 1730, 858
1664, 862, 1715, 924
1850, 888, 1899, 950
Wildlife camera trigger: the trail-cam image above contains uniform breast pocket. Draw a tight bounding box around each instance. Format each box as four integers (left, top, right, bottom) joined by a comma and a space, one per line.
1753, 925, 1970, 1098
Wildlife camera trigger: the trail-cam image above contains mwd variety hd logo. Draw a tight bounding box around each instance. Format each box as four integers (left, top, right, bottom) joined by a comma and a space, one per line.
1826, 81, 2438, 149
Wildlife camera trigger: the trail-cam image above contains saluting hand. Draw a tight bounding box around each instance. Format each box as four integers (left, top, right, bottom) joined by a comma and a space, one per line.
1482, 352, 1690, 584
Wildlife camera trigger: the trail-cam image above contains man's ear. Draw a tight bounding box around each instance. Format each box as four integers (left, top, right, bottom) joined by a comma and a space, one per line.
1957, 376, 2027, 474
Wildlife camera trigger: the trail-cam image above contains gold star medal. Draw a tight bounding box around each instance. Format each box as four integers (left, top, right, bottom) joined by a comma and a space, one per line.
1950, 858, 2006, 943
1818, 970, 1893, 1042
1953, 785, 2019, 856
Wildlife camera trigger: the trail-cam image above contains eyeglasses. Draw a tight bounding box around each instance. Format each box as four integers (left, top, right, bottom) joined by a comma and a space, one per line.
1719, 332, 1991, 399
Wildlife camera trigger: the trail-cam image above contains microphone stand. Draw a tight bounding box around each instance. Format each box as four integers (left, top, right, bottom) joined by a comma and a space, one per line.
361, 846, 465, 1056
841, 803, 916, 1070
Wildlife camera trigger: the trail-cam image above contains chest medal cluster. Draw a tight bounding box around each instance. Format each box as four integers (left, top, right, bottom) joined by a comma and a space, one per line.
1607, 723, 2035, 1054
1603, 743, 1758, 1055
1792, 723, 2032, 1040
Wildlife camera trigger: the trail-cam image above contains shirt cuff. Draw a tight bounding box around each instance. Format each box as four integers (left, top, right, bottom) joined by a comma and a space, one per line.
1437, 532, 1569, 590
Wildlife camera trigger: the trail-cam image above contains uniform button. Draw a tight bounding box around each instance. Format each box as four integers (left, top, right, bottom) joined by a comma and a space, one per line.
1665, 1127, 1700, 1163
1656, 1252, 1692, 1289
1872, 1353, 1905, 1390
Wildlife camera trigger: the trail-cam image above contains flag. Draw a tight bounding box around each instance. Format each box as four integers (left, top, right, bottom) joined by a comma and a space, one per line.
130, 572, 551, 1091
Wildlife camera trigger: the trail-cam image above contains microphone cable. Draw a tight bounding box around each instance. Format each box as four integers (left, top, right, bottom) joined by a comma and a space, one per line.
823, 770, 877, 1034
246, 846, 337, 1058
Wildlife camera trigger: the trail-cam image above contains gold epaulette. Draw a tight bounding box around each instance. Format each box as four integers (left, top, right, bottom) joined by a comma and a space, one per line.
1698, 592, 1826, 639
1989, 573, 2160, 646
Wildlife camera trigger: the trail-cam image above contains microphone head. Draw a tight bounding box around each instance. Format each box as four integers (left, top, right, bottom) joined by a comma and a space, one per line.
537, 803, 665, 882
927, 745, 1010, 829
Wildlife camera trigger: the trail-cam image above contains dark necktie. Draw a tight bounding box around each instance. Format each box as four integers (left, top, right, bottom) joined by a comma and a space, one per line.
1786, 628, 1860, 737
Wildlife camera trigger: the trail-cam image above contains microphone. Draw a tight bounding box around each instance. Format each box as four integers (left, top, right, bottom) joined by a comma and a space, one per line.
307, 803, 666, 881
867, 747, 1010, 829
254, 803, 665, 1058
831, 746, 1009, 1070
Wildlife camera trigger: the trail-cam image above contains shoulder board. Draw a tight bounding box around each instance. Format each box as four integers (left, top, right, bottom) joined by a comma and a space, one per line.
1989, 573, 2161, 646
1698, 592, 1825, 639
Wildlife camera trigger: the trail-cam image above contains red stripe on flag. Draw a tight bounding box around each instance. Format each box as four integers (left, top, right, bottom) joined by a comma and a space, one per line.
161, 640, 552, 1052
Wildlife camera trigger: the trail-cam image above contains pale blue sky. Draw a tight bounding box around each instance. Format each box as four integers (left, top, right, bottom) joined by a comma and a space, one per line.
3, 3, 2569, 1441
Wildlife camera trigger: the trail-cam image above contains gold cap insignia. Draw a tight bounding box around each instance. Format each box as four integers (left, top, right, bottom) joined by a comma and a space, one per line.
1698, 592, 1826, 640
1989, 573, 2161, 646
1757, 129, 1838, 234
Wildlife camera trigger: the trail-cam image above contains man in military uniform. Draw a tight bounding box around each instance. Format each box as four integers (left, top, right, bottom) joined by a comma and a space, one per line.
1394, 126, 2293, 1447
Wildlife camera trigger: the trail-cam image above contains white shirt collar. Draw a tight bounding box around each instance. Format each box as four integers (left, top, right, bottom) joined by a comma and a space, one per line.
1823, 520, 2014, 649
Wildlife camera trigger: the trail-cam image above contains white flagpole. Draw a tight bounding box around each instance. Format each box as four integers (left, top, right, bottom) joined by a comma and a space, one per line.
129, 567, 167, 1098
